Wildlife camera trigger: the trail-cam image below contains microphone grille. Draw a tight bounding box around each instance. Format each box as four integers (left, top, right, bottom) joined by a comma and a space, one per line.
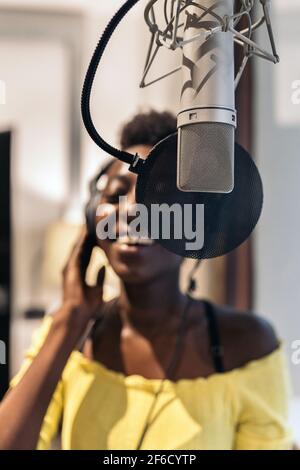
178, 122, 235, 193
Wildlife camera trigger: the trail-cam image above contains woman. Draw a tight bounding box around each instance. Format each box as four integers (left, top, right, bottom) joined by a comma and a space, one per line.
0, 111, 292, 450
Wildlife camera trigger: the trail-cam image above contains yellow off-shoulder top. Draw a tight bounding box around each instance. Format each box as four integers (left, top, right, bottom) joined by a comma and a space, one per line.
11, 316, 293, 450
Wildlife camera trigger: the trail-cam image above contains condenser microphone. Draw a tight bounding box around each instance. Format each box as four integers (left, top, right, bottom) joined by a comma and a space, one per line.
82, 0, 279, 259
177, 0, 236, 193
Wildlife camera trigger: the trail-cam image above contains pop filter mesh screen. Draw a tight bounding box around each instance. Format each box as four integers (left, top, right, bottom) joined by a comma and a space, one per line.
136, 133, 263, 259
178, 122, 235, 193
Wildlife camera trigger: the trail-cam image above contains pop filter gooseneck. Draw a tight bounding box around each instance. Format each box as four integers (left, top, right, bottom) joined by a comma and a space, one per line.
81, 0, 145, 174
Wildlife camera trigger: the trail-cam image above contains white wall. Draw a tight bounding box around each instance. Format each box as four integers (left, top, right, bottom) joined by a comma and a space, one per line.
0, 40, 69, 314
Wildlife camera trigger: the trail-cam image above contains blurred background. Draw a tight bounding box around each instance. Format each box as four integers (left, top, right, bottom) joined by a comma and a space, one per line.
0, 0, 299, 444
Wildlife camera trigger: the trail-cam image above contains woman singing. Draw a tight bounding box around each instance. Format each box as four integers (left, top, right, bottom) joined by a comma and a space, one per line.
0, 111, 292, 450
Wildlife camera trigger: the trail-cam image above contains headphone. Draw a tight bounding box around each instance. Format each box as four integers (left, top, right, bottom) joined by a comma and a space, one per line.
85, 160, 115, 239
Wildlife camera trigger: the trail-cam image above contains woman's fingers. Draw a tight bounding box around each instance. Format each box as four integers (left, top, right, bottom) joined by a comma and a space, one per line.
62, 228, 97, 306
61, 230, 106, 322
88, 266, 106, 301
96, 266, 106, 288
78, 234, 95, 289
64, 228, 95, 288
86, 266, 106, 318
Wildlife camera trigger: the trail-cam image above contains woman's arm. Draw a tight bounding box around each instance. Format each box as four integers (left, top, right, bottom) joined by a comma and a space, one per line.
0, 230, 105, 450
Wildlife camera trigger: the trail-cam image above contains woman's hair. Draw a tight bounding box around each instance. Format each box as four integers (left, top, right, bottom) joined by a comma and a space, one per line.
120, 110, 177, 150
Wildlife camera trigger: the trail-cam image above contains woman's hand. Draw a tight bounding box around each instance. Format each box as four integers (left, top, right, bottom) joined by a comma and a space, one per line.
59, 228, 105, 328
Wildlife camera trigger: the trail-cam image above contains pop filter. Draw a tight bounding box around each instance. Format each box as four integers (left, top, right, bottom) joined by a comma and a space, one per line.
136, 133, 263, 259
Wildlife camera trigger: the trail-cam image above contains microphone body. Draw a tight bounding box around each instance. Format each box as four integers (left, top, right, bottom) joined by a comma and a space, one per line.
177, 0, 237, 193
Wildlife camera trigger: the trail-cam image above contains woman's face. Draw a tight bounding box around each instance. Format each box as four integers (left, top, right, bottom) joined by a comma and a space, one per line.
95, 145, 182, 284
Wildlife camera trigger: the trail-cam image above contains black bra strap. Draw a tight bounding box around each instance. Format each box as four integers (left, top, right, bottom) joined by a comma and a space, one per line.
203, 301, 225, 373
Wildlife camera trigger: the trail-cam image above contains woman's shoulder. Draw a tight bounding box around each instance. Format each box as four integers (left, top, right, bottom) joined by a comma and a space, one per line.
203, 301, 280, 372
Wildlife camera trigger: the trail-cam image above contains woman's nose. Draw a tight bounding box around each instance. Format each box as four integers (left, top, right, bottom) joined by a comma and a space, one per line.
116, 188, 139, 232
121, 198, 138, 224
122, 187, 137, 218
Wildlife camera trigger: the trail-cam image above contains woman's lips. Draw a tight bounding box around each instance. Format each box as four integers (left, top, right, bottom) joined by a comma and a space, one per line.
114, 236, 156, 255
118, 244, 152, 254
